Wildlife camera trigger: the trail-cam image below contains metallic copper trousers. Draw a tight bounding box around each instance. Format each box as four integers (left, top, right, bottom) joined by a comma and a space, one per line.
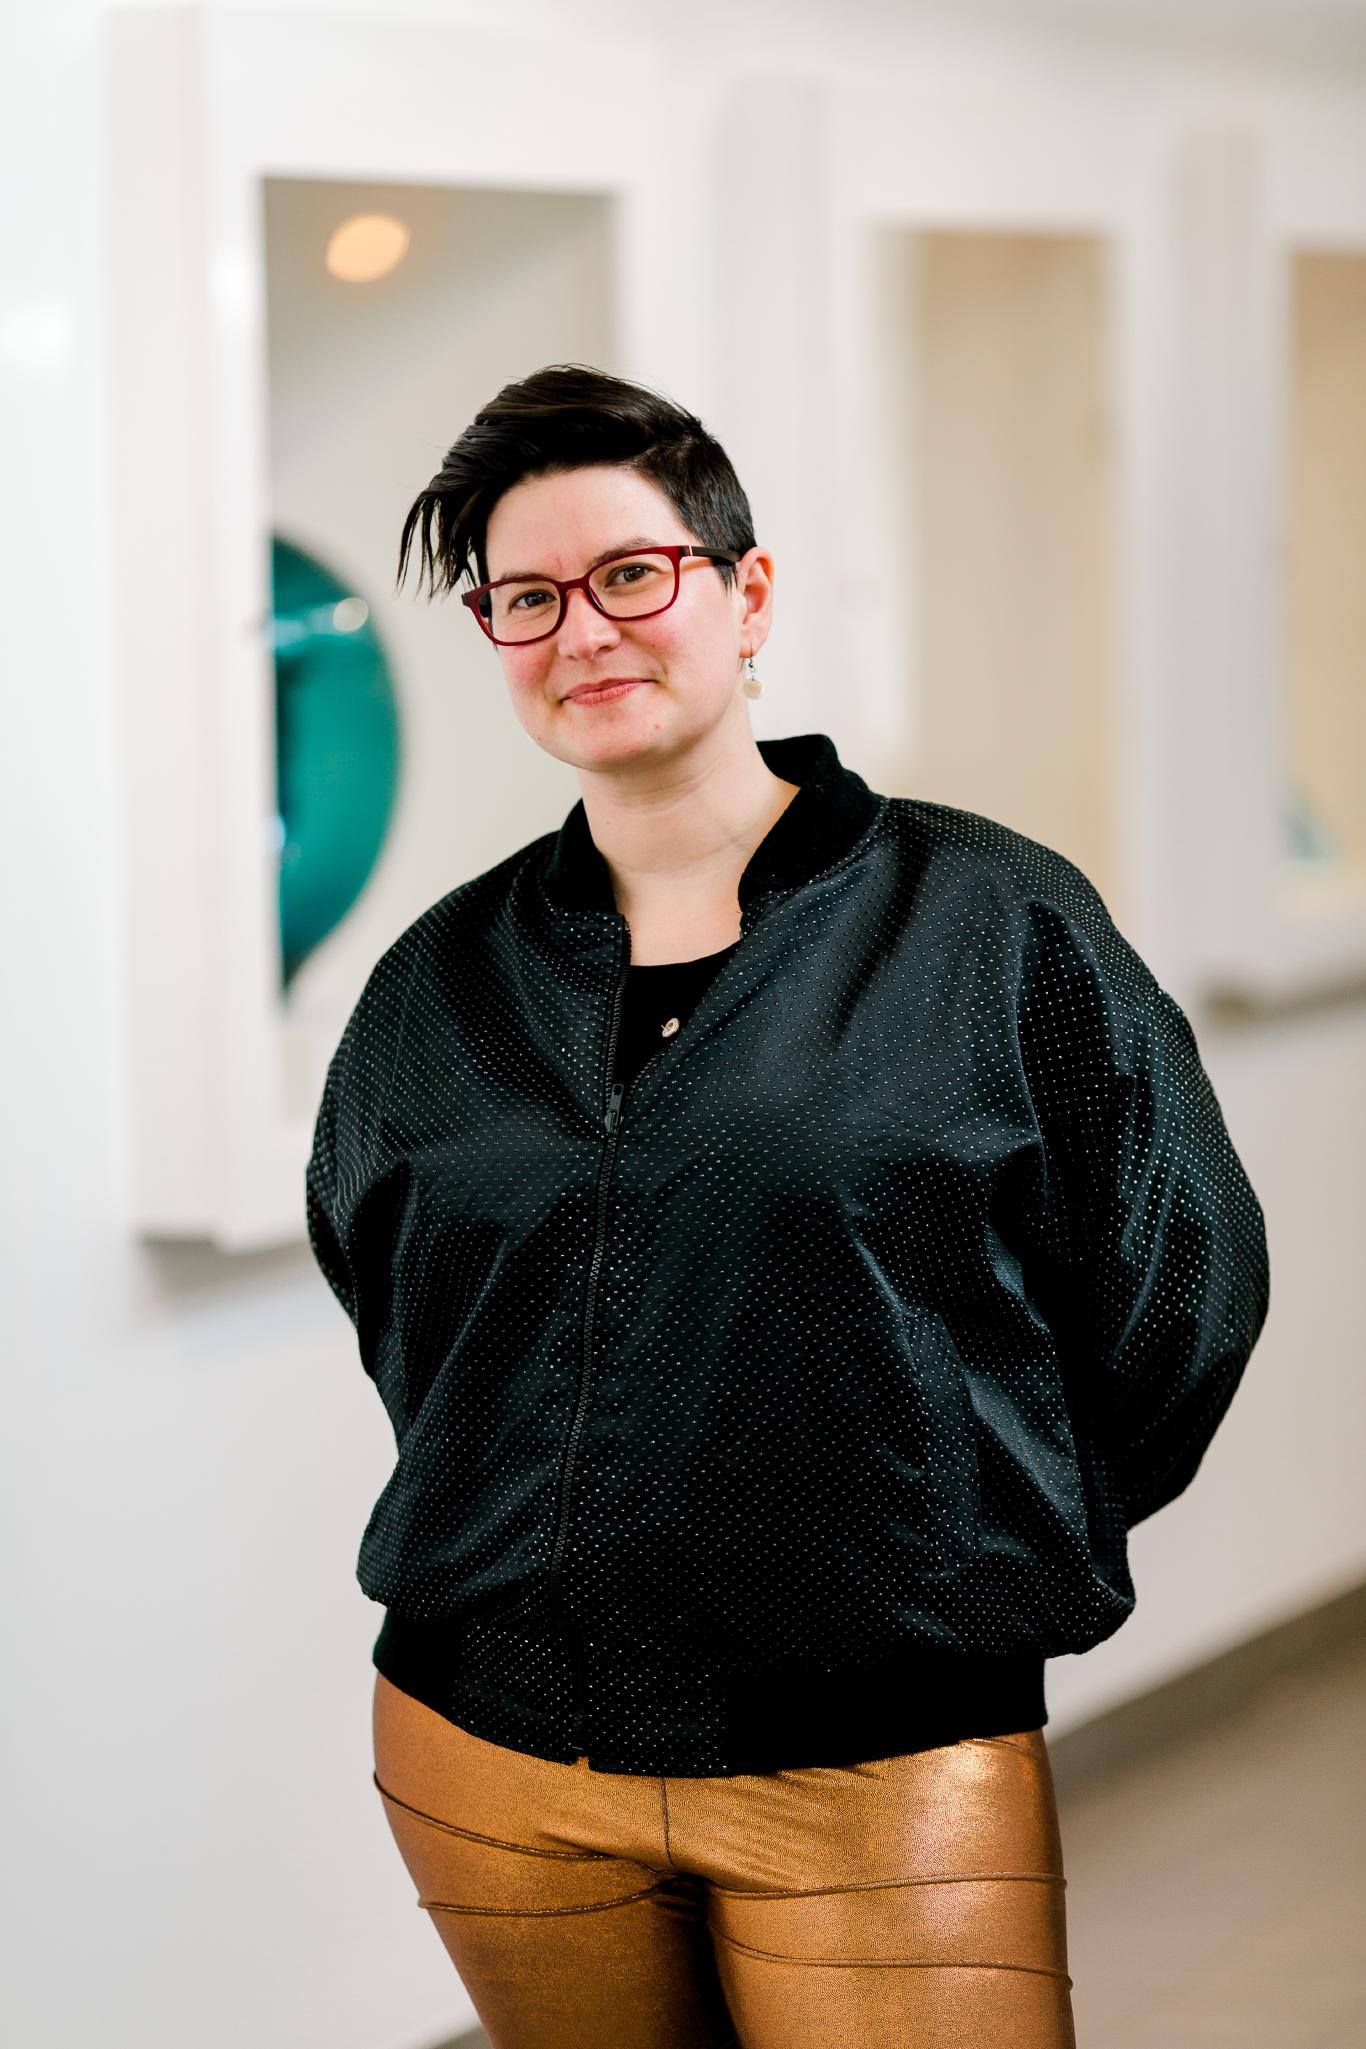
373, 1671, 1076, 2048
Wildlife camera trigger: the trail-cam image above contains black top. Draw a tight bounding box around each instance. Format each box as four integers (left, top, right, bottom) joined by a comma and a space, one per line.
373, 932, 1049, 1770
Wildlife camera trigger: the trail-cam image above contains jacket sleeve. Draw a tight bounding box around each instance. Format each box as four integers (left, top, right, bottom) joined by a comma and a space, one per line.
306, 1058, 358, 1327
304, 945, 412, 1344
1015, 866, 1271, 1530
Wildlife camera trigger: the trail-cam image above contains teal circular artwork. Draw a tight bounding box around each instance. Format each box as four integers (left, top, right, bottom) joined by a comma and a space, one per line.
272, 535, 401, 987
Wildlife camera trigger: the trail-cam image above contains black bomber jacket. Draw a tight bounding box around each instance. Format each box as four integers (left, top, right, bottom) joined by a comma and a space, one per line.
306, 731, 1271, 1774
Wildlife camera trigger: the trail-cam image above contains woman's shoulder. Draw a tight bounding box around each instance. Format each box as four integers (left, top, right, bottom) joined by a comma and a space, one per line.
329, 833, 552, 1064
883, 791, 1119, 939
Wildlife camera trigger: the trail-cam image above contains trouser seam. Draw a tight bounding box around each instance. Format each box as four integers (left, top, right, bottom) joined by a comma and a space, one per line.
419, 1881, 674, 1919
376, 1769, 620, 1865
707, 1869, 1066, 1900
708, 1926, 1073, 1981
657, 1774, 682, 1871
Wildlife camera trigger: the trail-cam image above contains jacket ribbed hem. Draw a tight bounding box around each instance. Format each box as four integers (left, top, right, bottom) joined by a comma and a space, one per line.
372, 1605, 1048, 1776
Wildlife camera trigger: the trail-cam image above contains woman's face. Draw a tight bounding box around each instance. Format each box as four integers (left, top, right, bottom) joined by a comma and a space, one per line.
480, 464, 772, 777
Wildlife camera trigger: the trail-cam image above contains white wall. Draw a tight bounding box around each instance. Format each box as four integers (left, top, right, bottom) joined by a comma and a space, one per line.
4, 4, 1365, 2046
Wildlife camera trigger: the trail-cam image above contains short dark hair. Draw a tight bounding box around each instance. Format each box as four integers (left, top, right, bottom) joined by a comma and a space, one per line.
395, 362, 757, 601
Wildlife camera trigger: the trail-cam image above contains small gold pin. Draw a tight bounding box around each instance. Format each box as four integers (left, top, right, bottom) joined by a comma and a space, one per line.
661, 1016, 680, 1039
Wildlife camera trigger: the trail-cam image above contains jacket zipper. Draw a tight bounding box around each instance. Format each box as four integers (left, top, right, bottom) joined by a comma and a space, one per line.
551, 926, 633, 1751
548, 900, 766, 1753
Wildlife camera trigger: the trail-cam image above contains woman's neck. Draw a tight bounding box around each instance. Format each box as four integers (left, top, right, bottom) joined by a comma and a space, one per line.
583, 753, 801, 935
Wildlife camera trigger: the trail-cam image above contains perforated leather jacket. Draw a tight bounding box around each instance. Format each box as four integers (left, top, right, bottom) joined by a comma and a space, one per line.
306, 731, 1270, 1771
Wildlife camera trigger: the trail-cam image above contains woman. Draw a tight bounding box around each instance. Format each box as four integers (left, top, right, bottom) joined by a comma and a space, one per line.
305, 363, 1270, 2047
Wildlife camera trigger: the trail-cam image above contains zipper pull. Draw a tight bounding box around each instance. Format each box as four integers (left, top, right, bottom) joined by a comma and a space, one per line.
603, 1082, 625, 1136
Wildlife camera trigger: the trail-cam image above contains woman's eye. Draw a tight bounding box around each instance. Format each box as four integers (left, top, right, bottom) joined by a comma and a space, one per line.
509, 587, 553, 611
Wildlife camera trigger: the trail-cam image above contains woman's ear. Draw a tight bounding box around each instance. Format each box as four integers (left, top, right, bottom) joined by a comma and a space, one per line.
737, 544, 775, 654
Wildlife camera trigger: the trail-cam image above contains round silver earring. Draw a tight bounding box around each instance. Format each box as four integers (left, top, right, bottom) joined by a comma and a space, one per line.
742, 654, 763, 700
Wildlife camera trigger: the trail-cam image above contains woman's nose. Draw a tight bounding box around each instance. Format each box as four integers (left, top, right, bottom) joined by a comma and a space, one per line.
554, 585, 620, 657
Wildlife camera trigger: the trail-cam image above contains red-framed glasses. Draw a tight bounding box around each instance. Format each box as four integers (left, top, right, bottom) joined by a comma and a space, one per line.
460, 544, 742, 646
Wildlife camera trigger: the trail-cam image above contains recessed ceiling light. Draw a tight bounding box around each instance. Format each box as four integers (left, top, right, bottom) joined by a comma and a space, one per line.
325, 213, 412, 283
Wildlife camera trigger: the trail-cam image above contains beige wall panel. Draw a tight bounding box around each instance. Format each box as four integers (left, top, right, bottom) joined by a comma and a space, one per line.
1288, 249, 1366, 880
890, 229, 1121, 908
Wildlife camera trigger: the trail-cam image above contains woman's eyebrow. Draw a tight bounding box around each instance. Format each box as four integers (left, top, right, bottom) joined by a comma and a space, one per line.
491, 536, 661, 582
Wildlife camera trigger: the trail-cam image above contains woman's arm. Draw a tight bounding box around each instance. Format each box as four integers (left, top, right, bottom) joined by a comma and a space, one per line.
1015, 869, 1271, 1530
306, 1060, 358, 1327
304, 938, 416, 1351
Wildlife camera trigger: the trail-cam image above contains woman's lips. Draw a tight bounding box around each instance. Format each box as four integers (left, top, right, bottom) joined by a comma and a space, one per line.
562, 679, 648, 704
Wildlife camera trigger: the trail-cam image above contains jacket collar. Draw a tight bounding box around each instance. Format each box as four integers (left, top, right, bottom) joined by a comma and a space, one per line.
538, 731, 885, 919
